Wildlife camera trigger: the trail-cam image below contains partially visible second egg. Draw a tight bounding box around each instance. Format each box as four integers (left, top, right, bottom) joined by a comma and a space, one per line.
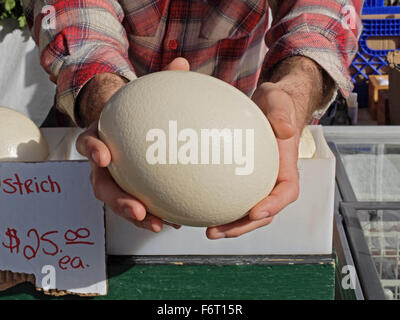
0, 106, 49, 162
298, 126, 316, 159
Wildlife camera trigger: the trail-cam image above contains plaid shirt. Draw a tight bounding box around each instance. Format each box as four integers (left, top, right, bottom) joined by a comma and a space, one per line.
23, 0, 363, 125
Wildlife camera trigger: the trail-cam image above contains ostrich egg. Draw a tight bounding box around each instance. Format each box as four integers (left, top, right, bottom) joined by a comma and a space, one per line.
98, 71, 279, 227
298, 126, 316, 159
0, 107, 49, 162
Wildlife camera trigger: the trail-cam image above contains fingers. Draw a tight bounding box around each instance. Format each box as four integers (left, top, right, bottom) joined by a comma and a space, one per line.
132, 214, 181, 232
76, 122, 180, 233
206, 215, 274, 240
76, 123, 147, 223
252, 83, 297, 140
250, 141, 299, 220
76, 122, 111, 168
249, 179, 299, 221
91, 165, 147, 222
94, 165, 181, 232
128, 211, 181, 233
163, 57, 190, 71
206, 172, 299, 239
91, 164, 182, 231
161, 221, 182, 230
249, 138, 299, 220
91, 167, 174, 232
132, 215, 164, 232
207, 135, 300, 240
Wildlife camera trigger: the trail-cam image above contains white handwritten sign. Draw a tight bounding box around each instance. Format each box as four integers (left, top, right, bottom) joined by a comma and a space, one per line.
0, 161, 106, 296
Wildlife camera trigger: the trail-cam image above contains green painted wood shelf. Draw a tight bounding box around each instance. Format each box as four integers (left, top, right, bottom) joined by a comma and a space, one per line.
0, 255, 336, 300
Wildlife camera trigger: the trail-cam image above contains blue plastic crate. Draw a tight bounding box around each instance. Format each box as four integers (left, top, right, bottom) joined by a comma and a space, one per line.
360, 18, 400, 56
350, 18, 400, 82
350, 52, 388, 82
362, 0, 400, 15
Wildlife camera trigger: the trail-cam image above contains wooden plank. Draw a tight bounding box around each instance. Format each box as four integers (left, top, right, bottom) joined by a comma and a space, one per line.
108, 254, 335, 266
0, 258, 335, 300
103, 264, 335, 300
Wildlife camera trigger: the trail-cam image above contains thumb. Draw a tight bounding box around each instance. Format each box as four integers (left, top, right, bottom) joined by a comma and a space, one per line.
163, 57, 190, 71
252, 83, 296, 140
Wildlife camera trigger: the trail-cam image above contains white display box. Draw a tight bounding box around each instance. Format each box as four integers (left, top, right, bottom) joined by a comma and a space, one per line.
43, 125, 335, 255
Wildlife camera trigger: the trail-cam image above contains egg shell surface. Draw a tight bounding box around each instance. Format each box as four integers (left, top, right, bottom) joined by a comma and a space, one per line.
0, 106, 49, 162
99, 71, 279, 227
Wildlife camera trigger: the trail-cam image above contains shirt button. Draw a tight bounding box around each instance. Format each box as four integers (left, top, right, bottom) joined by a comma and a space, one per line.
168, 39, 178, 50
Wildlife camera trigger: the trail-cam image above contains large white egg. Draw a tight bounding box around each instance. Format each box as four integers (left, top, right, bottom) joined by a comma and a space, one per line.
98, 71, 279, 227
298, 126, 316, 159
0, 106, 49, 161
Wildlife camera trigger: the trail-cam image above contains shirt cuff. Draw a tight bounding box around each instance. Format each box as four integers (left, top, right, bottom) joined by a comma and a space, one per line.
55, 46, 137, 126
263, 31, 355, 120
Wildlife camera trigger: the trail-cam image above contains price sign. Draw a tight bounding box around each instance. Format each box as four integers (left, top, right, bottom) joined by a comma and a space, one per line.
0, 161, 106, 296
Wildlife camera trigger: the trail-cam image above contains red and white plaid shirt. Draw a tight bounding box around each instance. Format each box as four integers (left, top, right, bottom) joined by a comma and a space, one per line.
23, 0, 363, 125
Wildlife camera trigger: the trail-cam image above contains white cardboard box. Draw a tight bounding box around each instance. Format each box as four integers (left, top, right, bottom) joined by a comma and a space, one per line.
43, 125, 336, 255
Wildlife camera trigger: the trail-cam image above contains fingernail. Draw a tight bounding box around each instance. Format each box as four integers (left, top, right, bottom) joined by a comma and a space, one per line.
168, 223, 181, 229
91, 151, 99, 164
152, 223, 162, 233
256, 211, 271, 220
212, 232, 226, 239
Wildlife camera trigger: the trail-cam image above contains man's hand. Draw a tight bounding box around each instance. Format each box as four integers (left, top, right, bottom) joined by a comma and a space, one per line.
206, 56, 331, 239
76, 58, 190, 232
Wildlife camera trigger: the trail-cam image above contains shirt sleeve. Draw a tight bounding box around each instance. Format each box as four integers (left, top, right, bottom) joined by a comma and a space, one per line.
22, 0, 137, 125
263, 0, 363, 119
